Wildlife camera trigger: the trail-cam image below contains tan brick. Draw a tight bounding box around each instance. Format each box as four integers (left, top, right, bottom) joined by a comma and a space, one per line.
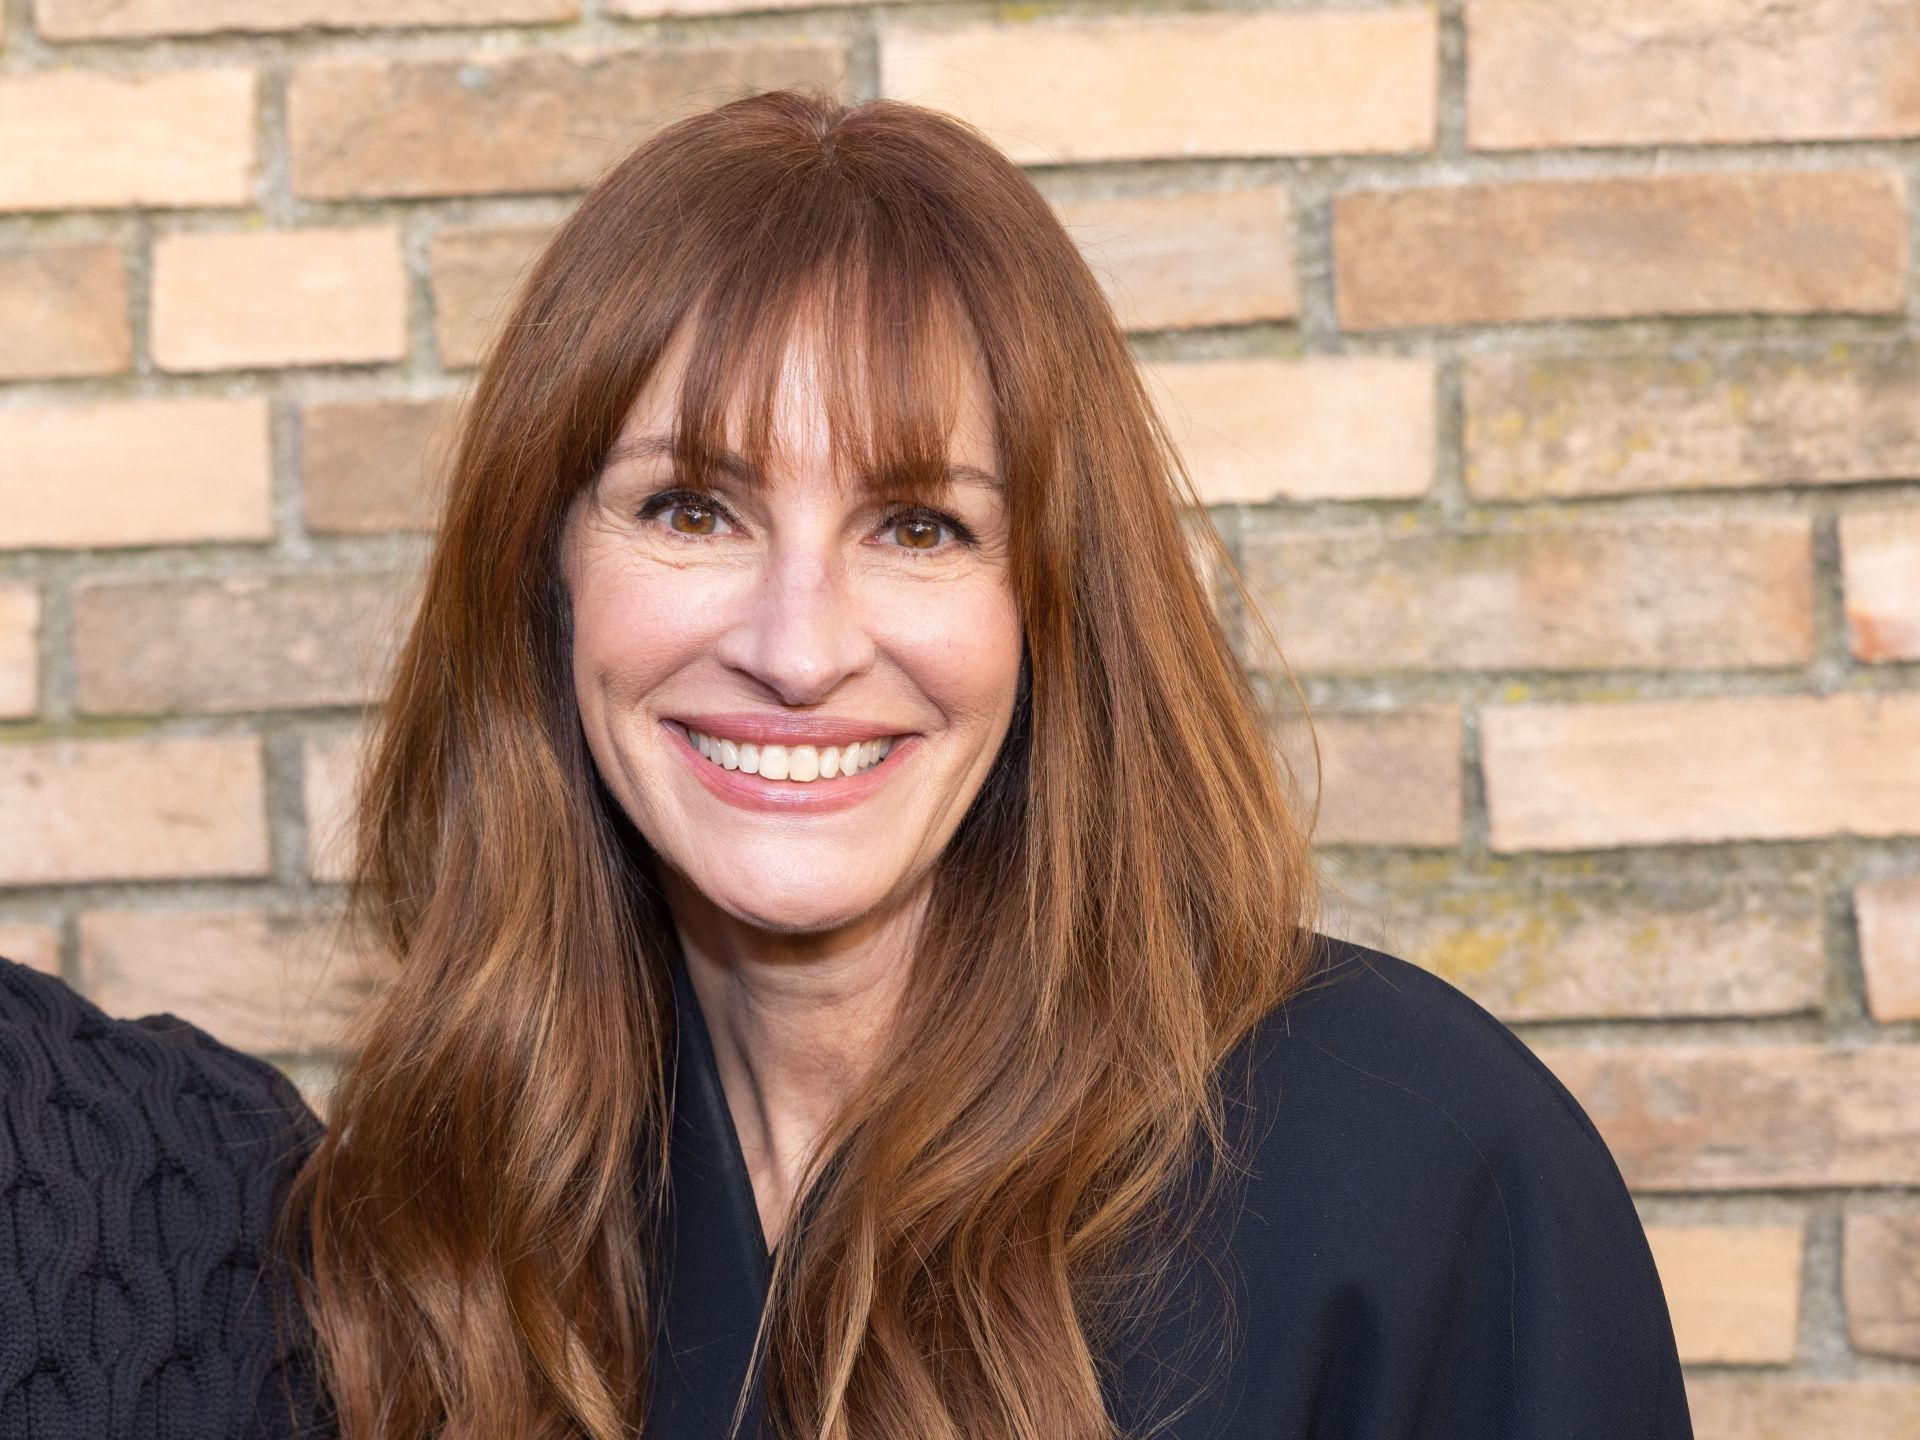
1464, 343, 1920, 501
1143, 356, 1434, 503
0, 69, 255, 213
880, 10, 1435, 164
1686, 1377, 1920, 1440
0, 585, 35, 720
74, 572, 413, 716
0, 244, 129, 380
1273, 704, 1460, 848
304, 726, 366, 884
78, 907, 378, 1055
1468, 0, 1920, 150
1389, 882, 1825, 1022
1539, 1042, 1920, 1191
1053, 186, 1296, 332
1243, 516, 1811, 674
1857, 874, 1920, 1024
1845, 1213, 1920, 1360
427, 221, 556, 369
289, 43, 845, 201
1841, 509, 1920, 663
1483, 693, 1920, 852
38, 0, 575, 40
152, 227, 407, 373
1334, 170, 1908, 330
303, 397, 460, 535
0, 923, 59, 976
0, 735, 268, 885
0, 396, 273, 549
1645, 1224, 1802, 1365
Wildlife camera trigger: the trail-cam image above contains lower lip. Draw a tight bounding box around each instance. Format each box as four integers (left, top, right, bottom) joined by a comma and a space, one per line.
663, 720, 916, 815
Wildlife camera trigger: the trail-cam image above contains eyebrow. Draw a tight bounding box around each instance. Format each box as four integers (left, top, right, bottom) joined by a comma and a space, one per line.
601, 433, 1004, 493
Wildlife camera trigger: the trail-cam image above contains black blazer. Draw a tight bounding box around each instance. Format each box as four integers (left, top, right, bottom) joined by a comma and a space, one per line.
0, 935, 1693, 1438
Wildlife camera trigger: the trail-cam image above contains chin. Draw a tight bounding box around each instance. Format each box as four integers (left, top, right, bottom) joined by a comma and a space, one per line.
698, 874, 881, 937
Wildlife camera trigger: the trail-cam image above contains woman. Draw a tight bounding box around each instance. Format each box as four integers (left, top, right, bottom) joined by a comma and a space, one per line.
0, 89, 1692, 1440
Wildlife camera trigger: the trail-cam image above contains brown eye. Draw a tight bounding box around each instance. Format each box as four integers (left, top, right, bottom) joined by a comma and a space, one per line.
668, 503, 718, 536
891, 516, 944, 549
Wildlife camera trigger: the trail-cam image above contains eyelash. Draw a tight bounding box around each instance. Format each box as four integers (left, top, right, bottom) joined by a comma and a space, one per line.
634, 487, 979, 552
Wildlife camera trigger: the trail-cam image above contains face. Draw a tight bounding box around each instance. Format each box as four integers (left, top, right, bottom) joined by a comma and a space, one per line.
560, 314, 1024, 939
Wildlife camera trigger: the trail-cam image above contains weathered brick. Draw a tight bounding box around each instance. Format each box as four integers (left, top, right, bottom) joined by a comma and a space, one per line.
1272, 704, 1461, 848
1468, 0, 1920, 150
1243, 516, 1811, 674
880, 10, 1435, 164
612, 0, 900, 12
1390, 881, 1825, 1022
152, 226, 407, 373
1054, 185, 1296, 332
1538, 1041, 1920, 1190
1483, 694, 1920, 852
428, 221, 556, 369
302, 397, 460, 535
0, 923, 59, 975
1685, 1377, 1920, 1440
0, 735, 268, 885
1333, 170, 1908, 330
1844, 1213, 1920, 1360
1645, 1223, 1802, 1365
1841, 509, 1920, 663
0, 396, 272, 549
1464, 343, 1920, 500
1143, 356, 1434, 503
78, 907, 377, 1055
0, 585, 35, 720
1857, 874, 1920, 1024
303, 727, 366, 884
74, 572, 413, 716
0, 243, 129, 380
0, 69, 255, 212
38, 0, 576, 40
289, 44, 845, 201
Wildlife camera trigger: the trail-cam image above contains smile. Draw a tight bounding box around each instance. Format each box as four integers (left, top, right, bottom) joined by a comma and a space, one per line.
681, 725, 899, 785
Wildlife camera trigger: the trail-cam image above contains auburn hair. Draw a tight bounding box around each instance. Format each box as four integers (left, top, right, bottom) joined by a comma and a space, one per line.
279, 86, 1325, 1440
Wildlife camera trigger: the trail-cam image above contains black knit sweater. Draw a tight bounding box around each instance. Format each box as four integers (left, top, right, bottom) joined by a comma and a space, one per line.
0, 954, 333, 1439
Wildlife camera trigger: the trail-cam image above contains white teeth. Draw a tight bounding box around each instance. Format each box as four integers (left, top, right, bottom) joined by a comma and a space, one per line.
717, 738, 739, 770
818, 745, 841, 779
789, 745, 819, 782
759, 744, 790, 781
738, 742, 760, 775
683, 726, 897, 784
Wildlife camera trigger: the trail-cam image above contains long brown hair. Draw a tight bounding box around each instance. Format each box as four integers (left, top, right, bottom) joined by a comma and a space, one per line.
281, 86, 1324, 1440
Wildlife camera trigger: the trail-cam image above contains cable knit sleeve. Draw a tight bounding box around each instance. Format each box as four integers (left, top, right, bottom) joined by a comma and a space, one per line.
0, 953, 335, 1439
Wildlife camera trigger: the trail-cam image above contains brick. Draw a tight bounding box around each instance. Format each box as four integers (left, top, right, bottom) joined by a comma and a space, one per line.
1483, 693, 1920, 852
1685, 1378, 1920, 1439
880, 10, 1435, 164
0, 396, 272, 549
427, 221, 556, 369
303, 727, 366, 884
1857, 874, 1920, 1024
1334, 170, 1908, 330
1053, 186, 1296, 332
1845, 1213, 1920, 1359
1243, 516, 1811, 674
38, 0, 575, 40
0, 923, 59, 975
74, 572, 412, 716
0, 735, 268, 885
0, 244, 129, 380
152, 227, 407, 373
1143, 356, 1434, 503
1841, 509, 1920, 663
303, 397, 460, 534
1538, 1041, 1920, 1190
0, 586, 35, 720
1467, 0, 1920, 150
0, 69, 255, 212
1645, 1224, 1802, 1365
1389, 881, 1825, 1022
289, 43, 845, 201
78, 907, 377, 1055
1272, 704, 1461, 848
1464, 343, 1920, 501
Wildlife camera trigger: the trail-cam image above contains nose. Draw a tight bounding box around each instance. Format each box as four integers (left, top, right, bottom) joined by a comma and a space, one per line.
712, 532, 875, 706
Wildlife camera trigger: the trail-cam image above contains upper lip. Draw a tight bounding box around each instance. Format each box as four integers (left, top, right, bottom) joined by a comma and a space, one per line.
669, 712, 910, 747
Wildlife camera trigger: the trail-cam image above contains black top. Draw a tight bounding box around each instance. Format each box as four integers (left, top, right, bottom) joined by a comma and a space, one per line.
0, 935, 1694, 1439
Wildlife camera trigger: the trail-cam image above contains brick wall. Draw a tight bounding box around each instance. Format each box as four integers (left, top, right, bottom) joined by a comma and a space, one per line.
1, 1, 1917, 1427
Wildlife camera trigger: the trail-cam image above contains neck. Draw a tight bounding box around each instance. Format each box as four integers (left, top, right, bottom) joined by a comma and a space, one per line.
662, 868, 926, 1249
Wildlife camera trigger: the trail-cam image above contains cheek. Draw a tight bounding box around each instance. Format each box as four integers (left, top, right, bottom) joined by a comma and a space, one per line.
570, 558, 725, 706
882, 577, 1024, 727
